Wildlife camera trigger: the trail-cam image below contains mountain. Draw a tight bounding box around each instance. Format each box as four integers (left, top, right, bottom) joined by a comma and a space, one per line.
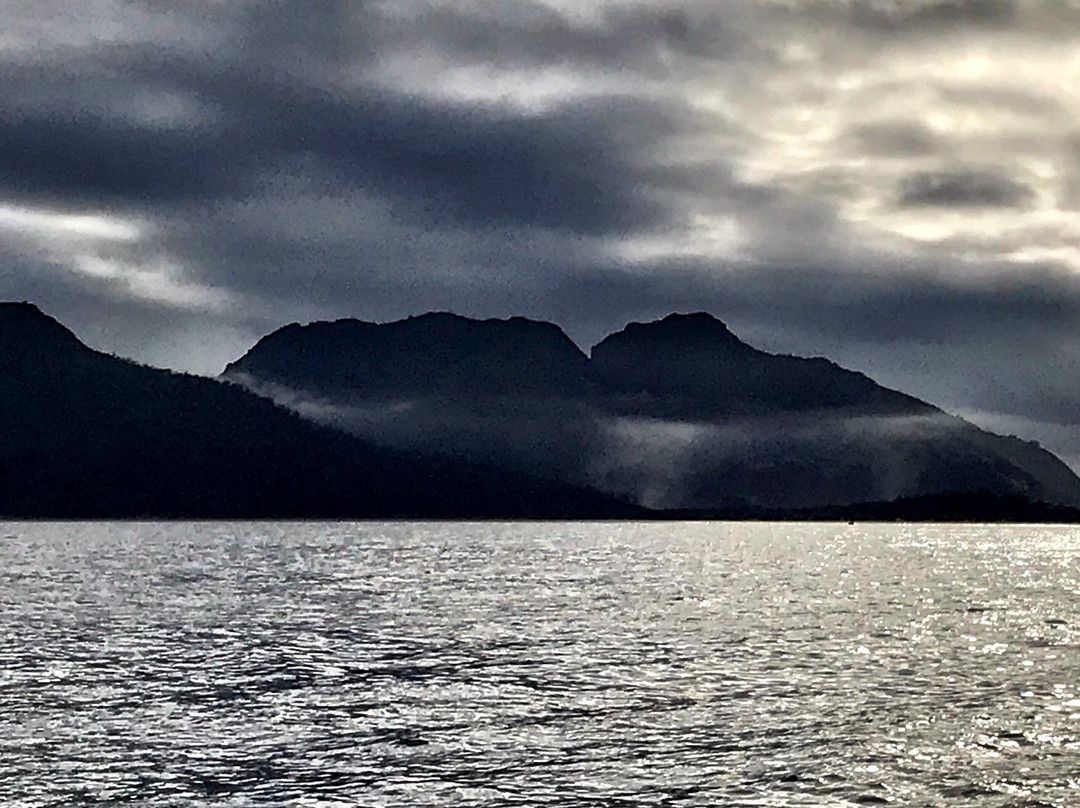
5, 301, 1078, 519
224, 311, 936, 418
223, 312, 589, 402
0, 303, 640, 519
223, 311, 1080, 512
588, 313, 934, 419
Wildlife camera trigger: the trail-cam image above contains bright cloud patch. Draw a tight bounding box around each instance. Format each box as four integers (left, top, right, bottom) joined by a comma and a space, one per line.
0, 203, 227, 312
0, 204, 141, 242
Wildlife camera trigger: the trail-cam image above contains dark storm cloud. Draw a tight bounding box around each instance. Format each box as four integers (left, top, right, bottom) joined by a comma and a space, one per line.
290, 90, 677, 234
4, 0, 1080, 470
544, 256, 1080, 349
396, 3, 736, 71
847, 121, 939, 157
0, 52, 679, 235
233, 0, 381, 66
845, 0, 1018, 31
896, 170, 1033, 208
0, 110, 232, 206
755, 264, 1080, 350
0, 0, 710, 335
791, 0, 1027, 33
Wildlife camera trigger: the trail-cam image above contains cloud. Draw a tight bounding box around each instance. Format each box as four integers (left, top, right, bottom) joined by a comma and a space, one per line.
847, 121, 940, 157
896, 170, 1034, 208
839, 0, 1019, 32
1, 0, 1080, 462
381, 2, 739, 76
0, 4, 693, 234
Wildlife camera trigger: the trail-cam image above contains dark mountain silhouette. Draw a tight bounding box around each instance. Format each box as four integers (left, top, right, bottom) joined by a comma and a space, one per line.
0, 302, 641, 519
225, 310, 937, 417
222, 312, 602, 490
589, 313, 934, 419
223, 310, 1080, 513
224, 312, 589, 401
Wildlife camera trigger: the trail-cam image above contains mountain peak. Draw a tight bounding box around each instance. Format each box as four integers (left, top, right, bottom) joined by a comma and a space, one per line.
0, 302, 87, 357
589, 311, 753, 367
655, 311, 736, 332
585, 310, 936, 419
0, 300, 51, 323
592, 311, 749, 356
223, 311, 589, 400
403, 311, 574, 336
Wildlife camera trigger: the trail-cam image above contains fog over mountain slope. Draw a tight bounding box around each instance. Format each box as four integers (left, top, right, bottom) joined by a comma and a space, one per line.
0, 302, 639, 519
224, 312, 1080, 511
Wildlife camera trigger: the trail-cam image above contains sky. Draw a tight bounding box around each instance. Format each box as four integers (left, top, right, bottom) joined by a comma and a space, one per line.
5, 0, 1080, 465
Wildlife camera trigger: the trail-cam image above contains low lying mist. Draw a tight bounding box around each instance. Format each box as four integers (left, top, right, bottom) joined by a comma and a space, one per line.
233, 375, 1057, 511
233, 377, 603, 488
591, 412, 974, 510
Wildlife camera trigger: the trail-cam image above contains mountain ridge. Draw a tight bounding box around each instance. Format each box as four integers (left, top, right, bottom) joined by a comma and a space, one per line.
222, 309, 1080, 512
225, 311, 590, 401
0, 301, 92, 365
0, 303, 641, 519
588, 311, 936, 419
5, 300, 1080, 519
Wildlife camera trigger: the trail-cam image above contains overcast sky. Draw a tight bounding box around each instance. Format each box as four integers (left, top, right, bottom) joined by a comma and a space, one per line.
5, 0, 1080, 463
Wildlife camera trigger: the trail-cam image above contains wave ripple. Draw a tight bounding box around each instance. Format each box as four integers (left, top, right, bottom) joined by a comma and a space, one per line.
2, 521, 1079, 806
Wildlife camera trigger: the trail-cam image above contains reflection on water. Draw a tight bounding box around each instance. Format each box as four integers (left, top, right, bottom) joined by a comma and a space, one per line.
2, 521, 1079, 806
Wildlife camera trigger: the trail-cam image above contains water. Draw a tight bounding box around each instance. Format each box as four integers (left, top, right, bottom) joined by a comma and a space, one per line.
2, 521, 1079, 807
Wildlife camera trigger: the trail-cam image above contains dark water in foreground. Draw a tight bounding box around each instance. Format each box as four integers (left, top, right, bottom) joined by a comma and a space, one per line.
2, 521, 1080, 806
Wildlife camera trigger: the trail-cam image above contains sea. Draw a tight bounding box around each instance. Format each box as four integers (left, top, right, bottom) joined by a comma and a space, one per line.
2, 521, 1079, 807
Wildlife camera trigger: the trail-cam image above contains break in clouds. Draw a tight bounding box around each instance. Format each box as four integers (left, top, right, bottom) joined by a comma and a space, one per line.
4, 0, 1080, 463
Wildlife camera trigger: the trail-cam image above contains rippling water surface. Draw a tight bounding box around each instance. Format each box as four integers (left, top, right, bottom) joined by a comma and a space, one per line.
3, 521, 1080, 806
